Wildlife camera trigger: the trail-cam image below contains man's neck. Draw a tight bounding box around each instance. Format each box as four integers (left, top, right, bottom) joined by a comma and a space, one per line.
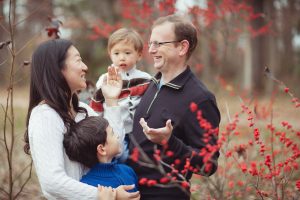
161, 64, 187, 83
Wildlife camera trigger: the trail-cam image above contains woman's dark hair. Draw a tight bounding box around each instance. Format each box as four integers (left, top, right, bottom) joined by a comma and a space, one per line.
63, 116, 109, 168
24, 39, 87, 154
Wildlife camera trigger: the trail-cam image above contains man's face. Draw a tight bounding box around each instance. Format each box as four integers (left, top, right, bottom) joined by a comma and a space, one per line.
148, 22, 181, 74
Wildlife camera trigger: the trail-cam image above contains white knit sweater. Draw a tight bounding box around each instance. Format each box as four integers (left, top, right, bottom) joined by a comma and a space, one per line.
96, 67, 151, 134
28, 102, 123, 200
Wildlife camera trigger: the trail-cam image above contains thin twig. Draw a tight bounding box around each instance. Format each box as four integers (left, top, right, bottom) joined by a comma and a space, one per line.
13, 160, 33, 200
12, 73, 30, 86
225, 101, 231, 123
0, 187, 8, 196
12, 161, 32, 185
129, 134, 155, 164
7, 0, 16, 198
269, 109, 279, 199
160, 160, 186, 181
253, 176, 264, 200
0, 23, 9, 34
203, 174, 222, 195
16, 30, 43, 56
0, 59, 8, 66
134, 160, 157, 169
14, 0, 48, 27
1, 104, 13, 125
2, 87, 12, 187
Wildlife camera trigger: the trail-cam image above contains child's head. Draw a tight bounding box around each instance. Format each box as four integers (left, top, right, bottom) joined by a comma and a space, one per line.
108, 28, 143, 71
63, 116, 121, 168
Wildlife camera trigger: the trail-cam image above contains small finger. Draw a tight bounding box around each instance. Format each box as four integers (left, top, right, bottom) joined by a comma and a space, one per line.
139, 118, 147, 127
129, 191, 140, 198
107, 66, 113, 74
97, 185, 103, 190
114, 66, 119, 74
166, 119, 173, 129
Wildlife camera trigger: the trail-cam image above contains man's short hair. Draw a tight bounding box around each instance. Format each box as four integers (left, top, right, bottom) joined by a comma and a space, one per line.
152, 14, 198, 60
63, 116, 109, 168
108, 28, 144, 54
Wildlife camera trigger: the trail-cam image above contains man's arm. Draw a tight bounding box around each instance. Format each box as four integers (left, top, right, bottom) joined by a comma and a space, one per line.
169, 100, 220, 176
141, 100, 220, 176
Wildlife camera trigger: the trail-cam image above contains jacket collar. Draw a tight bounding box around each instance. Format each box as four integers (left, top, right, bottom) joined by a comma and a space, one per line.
151, 66, 192, 90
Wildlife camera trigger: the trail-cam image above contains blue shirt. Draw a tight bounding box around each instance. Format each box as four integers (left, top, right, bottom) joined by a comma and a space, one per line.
80, 161, 138, 192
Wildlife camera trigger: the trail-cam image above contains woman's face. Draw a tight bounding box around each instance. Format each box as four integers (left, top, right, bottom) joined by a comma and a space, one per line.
61, 46, 88, 93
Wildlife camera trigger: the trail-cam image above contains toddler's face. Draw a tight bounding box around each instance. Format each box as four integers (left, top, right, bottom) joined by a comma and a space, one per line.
105, 125, 121, 157
110, 40, 141, 72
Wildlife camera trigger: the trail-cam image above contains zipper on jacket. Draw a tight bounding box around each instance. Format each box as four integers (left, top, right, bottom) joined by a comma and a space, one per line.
146, 89, 159, 114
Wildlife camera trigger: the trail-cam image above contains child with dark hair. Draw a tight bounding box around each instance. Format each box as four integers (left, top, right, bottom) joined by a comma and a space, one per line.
63, 116, 138, 192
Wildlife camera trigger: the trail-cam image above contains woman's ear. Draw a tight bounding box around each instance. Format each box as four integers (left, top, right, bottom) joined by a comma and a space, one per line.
179, 40, 189, 57
97, 144, 106, 156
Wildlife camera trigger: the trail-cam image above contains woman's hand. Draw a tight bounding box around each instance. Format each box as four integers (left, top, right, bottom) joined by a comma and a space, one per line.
102, 66, 122, 106
116, 185, 140, 200
98, 185, 116, 200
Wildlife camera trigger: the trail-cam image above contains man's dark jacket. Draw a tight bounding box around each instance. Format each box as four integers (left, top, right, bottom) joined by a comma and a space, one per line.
127, 67, 220, 200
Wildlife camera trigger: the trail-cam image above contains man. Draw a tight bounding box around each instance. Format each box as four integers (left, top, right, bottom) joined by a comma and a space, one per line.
127, 14, 221, 200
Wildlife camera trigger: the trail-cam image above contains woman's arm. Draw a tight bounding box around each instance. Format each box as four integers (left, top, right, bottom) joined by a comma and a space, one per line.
29, 105, 98, 200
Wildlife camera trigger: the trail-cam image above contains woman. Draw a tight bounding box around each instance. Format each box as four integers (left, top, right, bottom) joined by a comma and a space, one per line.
24, 39, 139, 200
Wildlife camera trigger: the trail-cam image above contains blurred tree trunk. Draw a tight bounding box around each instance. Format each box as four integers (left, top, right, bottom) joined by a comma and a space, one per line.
23, 0, 53, 43
279, 2, 294, 80
0, 1, 6, 40
264, 0, 278, 94
251, 0, 267, 94
12, 0, 53, 87
0, 1, 7, 87
98, 0, 120, 23
243, 33, 252, 91
281, 0, 300, 83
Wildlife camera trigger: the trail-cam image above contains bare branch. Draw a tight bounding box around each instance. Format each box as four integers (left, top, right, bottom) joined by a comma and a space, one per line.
0, 23, 10, 34
2, 93, 11, 165
0, 187, 8, 196
225, 101, 231, 122
1, 104, 13, 124
12, 161, 32, 185
0, 59, 8, 66
16, 30, 43, 56
13, 161, 33, 200
11, 61, 30, 81
160, 160, 186, 181
12, 74, 30, 86
134, 160, 157, 169
14, 0, 49, 27
129, 134, 155, 165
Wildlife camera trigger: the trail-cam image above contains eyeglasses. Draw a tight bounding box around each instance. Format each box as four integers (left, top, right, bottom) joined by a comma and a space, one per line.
148, 40, 180, 49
